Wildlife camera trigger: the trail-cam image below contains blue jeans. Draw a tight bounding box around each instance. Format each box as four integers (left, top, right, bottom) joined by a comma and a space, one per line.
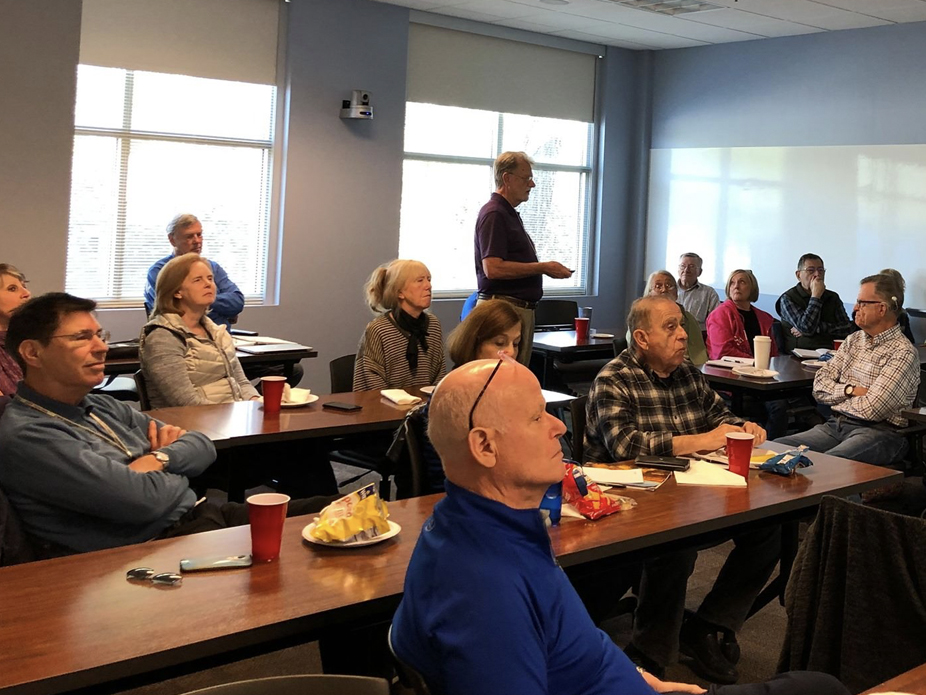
775, 415, 906, 467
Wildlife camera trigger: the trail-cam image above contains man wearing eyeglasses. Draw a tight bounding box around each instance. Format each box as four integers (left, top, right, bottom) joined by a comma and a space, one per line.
676, 252, 721, 331
775, 254, 854, 353
474, 151, 573, 365
391, 357, 849, 695
776, 273, 919, 466
0, 293, 325, 557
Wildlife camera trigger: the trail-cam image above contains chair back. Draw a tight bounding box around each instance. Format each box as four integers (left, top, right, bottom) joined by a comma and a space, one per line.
179, 675, 390, 695
390, 407, 430, 499
567, 395, 588, 463
534, 300, 578, 331
330, 354, 356, 393
612, 336, 628, 355
779, 496, 926, 692
770, 319, 787, 354
459, 291, 479, 321
0, 485, 35, 567
133, 370, 151, 411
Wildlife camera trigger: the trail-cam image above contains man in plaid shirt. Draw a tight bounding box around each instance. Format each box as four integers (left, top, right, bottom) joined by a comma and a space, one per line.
777, 273, 919, 465
585, 295, 778, 685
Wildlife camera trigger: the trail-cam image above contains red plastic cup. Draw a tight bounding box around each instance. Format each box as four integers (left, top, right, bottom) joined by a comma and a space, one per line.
261, 376, 286, 414
726, 432, 754, 479
833, 339, 844, 351
575, 317, 590, 342
248, 492, 290, 562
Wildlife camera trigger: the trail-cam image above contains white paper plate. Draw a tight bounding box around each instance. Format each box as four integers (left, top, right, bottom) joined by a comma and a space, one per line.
802, 360, 827, 369
816, 348, 835, 356
302, 520, 401, 548
731, 366, 779, 379
419, 385, 435, 395
592, 332, 615, 339
282, 394, 319, 408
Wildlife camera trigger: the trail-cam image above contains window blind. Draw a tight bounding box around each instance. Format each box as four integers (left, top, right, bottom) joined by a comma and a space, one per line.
406, 23, 597, 123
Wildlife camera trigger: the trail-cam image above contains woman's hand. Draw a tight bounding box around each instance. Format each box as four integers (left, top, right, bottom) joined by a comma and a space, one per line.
641, 671, 706, 694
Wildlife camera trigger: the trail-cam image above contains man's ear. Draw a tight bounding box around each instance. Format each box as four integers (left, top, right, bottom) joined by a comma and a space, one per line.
794, 270, 802, 282
632, 329, 648, 352
18, 339, 43, 370
468, 427, 498, 470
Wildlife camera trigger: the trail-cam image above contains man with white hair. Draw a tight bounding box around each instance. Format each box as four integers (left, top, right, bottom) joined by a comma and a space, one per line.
143, 213, 244, 327
677, 252, 720, 331
390, 357, 848, 695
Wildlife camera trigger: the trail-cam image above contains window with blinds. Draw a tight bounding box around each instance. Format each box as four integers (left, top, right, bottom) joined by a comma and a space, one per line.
399, 24, 598, 296
66, 0, 280, 306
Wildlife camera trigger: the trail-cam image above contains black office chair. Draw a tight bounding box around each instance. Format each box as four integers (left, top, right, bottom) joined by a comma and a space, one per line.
179, 675, 390, 695
389, 406, 431, 499
565, 395, 588, 463
388, 625, 433, 695
133, 370, 151, 411
328, 355, 395, 499
534, 299, 578, 331
0, 485, 35, 567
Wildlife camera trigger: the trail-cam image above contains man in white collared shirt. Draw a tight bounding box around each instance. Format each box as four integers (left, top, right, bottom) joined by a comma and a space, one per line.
676, 252, 721, 331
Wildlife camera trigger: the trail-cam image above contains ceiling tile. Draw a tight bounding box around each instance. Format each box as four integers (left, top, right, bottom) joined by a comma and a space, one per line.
808, 13, 892, 29
551, 27, 658, 48
444, 0, 537, 19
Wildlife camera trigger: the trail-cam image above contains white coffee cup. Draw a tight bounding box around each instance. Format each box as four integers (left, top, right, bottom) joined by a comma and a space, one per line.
754, 336, 772, 370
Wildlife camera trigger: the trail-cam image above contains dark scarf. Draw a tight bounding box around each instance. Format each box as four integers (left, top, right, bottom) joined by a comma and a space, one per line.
391, 308, 430, 372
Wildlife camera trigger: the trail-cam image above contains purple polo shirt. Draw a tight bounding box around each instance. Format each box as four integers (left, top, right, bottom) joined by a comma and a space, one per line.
474, 193, 542, 303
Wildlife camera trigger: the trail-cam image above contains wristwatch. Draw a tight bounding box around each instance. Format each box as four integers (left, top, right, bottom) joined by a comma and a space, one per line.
844, 384, 855, 397
153, 450, 170, 471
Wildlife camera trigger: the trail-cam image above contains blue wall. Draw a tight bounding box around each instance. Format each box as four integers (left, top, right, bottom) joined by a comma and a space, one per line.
652, 21, 926, 149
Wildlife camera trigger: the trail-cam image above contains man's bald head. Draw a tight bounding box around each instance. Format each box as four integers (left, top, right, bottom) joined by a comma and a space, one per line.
428, 359, 566, 507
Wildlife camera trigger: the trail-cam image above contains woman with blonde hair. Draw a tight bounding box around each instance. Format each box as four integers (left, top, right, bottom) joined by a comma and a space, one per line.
353, 259, 446, 390
0, 264, 32, 396
139, 253, 259, 408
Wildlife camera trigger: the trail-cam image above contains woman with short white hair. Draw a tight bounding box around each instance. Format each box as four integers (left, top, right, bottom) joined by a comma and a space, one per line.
353, 259, 446, 391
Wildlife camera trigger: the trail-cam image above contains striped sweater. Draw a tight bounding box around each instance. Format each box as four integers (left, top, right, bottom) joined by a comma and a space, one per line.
353, 312, 446, 391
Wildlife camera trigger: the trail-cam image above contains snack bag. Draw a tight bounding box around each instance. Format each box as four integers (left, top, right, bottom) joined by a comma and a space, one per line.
309, 483, 390, 543
562, 462, 635, 520
758, 445, 813, 476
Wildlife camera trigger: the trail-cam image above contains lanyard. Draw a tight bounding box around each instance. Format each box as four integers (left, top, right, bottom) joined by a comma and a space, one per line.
16, 396, 135, 459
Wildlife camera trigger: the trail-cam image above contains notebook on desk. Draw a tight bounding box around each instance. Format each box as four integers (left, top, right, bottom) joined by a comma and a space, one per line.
236, 343, 311, 355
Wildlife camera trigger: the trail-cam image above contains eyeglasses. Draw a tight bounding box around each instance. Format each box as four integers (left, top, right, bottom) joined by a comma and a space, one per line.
49, 329, 111, 344
800, 267, 826, 274
468, 359, 503, 430
678, 264, 699, 271
126, 567, 183, 586
855, 299, 883, 307
653, 282, 676, 291
508, 172, 534, 183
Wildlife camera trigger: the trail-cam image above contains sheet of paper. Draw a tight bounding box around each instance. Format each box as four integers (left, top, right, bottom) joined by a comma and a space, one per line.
675, 459, 747, 487
583, 467, 645, 486
542, 389, 576, 404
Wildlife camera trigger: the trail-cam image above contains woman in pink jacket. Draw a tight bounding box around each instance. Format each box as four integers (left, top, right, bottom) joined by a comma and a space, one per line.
706, 269, 787, 438
707, 269, 779, 360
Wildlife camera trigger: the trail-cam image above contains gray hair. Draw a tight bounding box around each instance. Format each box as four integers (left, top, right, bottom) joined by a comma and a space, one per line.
679, 252, 703, 269
494, 151, 532, 189
644, 270, 677, 297
627, 295, 676, 352
166, 213, 200, 238
861, 273, 904, 315
363, 259, 429, 314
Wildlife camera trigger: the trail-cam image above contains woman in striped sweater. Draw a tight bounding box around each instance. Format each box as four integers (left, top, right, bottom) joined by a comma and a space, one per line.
353, 259, 447, 391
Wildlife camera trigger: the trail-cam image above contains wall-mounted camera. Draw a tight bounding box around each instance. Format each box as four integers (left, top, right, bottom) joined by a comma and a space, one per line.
340, 89, 373, 119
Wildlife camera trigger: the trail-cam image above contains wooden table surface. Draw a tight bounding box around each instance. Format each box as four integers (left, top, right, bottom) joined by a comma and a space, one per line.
146, 389, 427, 449
701, 355, 817, 394
861, 662, 926, 694
0, 445, 899, 695
532, 329, 618, 356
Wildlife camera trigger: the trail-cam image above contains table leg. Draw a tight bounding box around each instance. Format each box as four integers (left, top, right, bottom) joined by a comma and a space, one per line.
747, 519, 800, 618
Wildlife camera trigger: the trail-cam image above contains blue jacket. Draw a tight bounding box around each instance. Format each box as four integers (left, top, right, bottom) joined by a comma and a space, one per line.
391, 481, 656, 695
0, 383, 216, 552
144, 255, 245, 327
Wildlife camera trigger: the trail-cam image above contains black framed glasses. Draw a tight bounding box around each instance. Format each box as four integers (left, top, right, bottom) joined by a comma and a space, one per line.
468, 359, 503, 430
855, 299, 883, 306
800, 266, 826, 274
49, 328, 111, 343
126, 567, 183, 586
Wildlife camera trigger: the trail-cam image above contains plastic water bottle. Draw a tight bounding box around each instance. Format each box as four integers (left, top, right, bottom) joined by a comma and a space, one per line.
539, 481, 563, 526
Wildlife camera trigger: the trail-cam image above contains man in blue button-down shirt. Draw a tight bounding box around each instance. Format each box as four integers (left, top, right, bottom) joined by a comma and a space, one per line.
143, 213, 244, 327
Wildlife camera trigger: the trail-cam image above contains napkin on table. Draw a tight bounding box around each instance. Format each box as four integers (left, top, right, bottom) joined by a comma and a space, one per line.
283, 385, 312, 404
380, 389, 422, 406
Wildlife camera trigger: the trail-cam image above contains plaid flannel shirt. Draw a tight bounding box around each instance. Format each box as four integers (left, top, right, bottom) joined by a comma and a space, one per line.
814, 323, 919, 427
584, 349, 743, 463
777, 287, 853, 339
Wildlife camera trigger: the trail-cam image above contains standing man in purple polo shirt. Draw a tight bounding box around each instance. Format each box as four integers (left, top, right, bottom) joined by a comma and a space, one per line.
474, 151, 573, 365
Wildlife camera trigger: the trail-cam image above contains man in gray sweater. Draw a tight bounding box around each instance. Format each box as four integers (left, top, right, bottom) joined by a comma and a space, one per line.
0, 293, 324, 556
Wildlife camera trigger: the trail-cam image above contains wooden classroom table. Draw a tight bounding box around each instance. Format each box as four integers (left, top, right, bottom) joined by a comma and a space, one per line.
700, 355, 817, 412
861, 661, 926, 694
531, 329, 618, 389
147, 390, 427, 501
0, 445, 899, 695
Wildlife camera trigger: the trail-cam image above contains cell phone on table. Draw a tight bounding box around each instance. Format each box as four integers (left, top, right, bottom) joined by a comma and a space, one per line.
179, 554, 253, 572
323, 401, 363, 412
634, 455, 691, 472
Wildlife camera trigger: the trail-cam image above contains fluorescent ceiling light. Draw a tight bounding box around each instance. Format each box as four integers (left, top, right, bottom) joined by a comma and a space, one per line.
613, 0, 724, 15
